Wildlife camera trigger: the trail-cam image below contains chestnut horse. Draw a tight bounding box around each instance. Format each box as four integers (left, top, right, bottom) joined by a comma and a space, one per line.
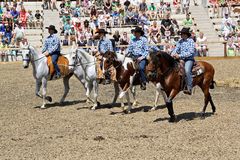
146, 51, 216, 122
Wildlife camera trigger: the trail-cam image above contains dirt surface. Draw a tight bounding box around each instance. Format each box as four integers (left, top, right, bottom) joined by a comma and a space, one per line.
0, 60, 240, 160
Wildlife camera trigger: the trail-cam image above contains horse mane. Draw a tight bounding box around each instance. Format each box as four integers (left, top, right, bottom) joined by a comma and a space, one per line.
77, 48, 95, 62
157, 51, 176, 68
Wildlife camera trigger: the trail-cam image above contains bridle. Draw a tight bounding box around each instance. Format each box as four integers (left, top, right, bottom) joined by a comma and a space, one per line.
22, 47, 46, 63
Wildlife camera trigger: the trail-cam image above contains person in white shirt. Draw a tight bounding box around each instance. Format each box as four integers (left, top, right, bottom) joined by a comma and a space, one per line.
196, 32, 208, 56
12, 22, 25, 47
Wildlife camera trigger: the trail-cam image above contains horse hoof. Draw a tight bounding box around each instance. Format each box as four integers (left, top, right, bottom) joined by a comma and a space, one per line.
169, 116, 176, 123
123, 110, 131, 114
46, 96, 52, 102
133, 101, 138, 107
150, 107, 156, 111
97, 101, 101, 106
40, 105, 46, 109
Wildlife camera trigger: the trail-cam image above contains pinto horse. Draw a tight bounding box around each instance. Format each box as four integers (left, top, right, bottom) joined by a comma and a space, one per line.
102, 51, 140, 113
146, 51, 216, 122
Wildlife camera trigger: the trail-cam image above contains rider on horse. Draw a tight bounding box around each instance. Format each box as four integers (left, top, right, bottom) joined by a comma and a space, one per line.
171, 27, 195, 95
42, 25, 61, 78
95, 29, 114, 84
127, 26, 149, 90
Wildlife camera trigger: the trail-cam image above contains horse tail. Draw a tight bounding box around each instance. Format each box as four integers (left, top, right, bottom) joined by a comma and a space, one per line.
210, 80, 216, 89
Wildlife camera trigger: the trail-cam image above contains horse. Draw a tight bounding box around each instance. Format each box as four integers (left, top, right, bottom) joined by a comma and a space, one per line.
20, 45, 99, 109
68, 48, 125, 109
146, 51, 216, 122
102, 51, 150, 113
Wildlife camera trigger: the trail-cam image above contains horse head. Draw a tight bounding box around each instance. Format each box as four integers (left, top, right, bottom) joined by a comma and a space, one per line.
67, 47, 78, 71
146, 51, 176, 80
20, 44, 32, 69
102, 51, 117, 73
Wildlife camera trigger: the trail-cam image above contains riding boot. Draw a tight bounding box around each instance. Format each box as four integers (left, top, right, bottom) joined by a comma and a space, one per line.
183, 86, 192, 95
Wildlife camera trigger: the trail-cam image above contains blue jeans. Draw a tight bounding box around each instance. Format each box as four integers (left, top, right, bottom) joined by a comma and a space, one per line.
184, 60, 194, 89
139, 59, 147, 83
51, 52, 60, 75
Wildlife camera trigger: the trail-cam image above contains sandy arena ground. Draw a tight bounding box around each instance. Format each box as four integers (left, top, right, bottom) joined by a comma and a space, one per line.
0, 60, 240, 160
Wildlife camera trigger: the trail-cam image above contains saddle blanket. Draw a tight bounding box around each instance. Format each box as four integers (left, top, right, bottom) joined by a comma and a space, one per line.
47, 55, 70, 80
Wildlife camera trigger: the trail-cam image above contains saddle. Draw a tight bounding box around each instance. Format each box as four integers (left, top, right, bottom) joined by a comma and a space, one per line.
177, 60, 204, 77
177, 60, 204, 90
47, 55, 70, 80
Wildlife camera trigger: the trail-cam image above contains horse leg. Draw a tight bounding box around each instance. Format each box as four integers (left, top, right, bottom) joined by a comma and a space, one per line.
124, 91, 132, 114
91, 80, 99, 110
209, 95, 216, 113
60, 76, 70, 104
152, 83, 167, 111
35, 79, 42, 97
201, 86, 211, 116
111, 81, 119, 105
131, 86, 138, 107
166, 90, 178, 122
41, 78, 47, 109
86, 83, 93, 105
119, 90, 126, 109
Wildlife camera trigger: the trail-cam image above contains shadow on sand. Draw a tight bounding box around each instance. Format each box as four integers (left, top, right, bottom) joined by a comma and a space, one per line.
109, 104, 166, 115
34, 100, 86, 109
153, 112, 215, 123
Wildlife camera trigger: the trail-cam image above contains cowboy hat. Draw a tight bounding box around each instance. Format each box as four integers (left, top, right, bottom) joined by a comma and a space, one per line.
180, 27, 191, 37
45, 25, 58, 34
131, 26, 144, 36
95, 29, 109, 34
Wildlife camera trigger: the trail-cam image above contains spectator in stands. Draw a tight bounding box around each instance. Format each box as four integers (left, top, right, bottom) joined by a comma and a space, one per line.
125, 6, 136, 25
148, 1, 157, 20
221, 21, 234, 41
196, 32, 208, 56
182, 0, 190, 14
209, 0, 219, 18
35, 10, 43, 28
173, 0, 181, 14
116, 3, 124, 25
104, 0, 112, 14
12, 22, 25, 47
69, 25, 77, 46
78, 34, 87, 47
120, 31, 130, 44
3, 25, 12, 45
161, 14, 174, 37
19, 7, 27, 28
222, 13, 233, 26
64, 19, 71, 37
149, 21, 160, 42
220, 1, 230, 18
10, 7, 19, 24
51, 0, 58, 11
123, 0, 131, 11
139, 0, 148, 12
27, 10, 34, 29
0, 23, 6, 36
182, 13, 194, 30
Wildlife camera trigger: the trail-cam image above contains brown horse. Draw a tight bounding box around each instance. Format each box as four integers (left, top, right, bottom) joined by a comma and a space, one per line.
146, 51, 216, 122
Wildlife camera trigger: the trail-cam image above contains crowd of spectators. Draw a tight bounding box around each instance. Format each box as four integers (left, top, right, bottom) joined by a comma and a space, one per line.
57, 0, 213, 56
209, 0, 240, 55
0, 1, 43, 61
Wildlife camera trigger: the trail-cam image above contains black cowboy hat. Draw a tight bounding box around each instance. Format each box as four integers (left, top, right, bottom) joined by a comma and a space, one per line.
131, 26, 144, 36
180, 27, 191, 37
95, 29, 109, 34
45, 25, 58, 34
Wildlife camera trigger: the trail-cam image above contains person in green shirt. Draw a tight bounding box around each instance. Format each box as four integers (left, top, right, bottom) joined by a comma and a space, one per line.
148, 2, 157, 20
182, 14, 193, 28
